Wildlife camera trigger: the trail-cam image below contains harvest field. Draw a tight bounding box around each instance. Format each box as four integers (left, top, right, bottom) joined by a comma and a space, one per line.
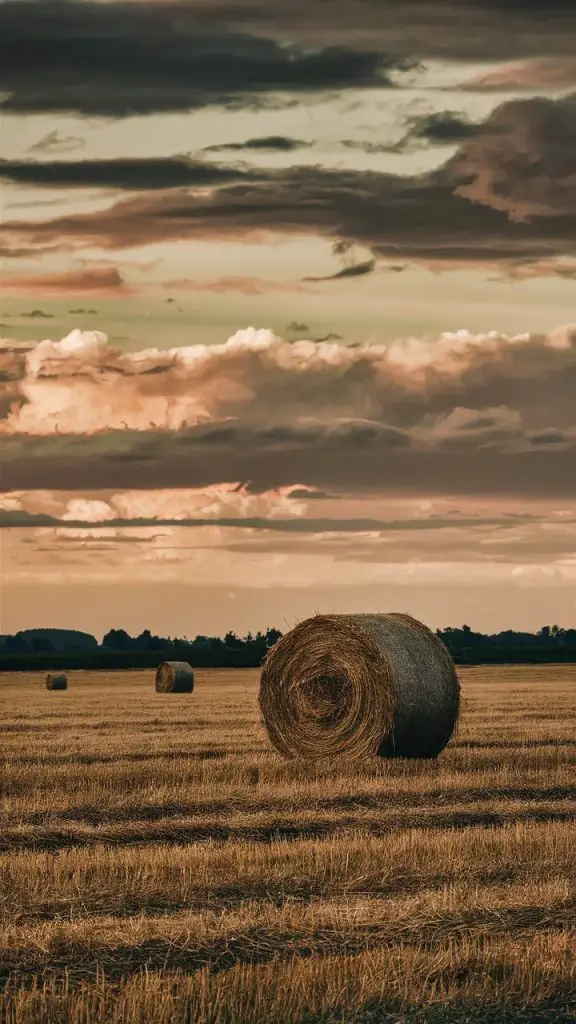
0, 666, 575, 1023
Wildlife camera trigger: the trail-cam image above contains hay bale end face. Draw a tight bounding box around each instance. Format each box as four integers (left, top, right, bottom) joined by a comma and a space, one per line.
155, 661, 194, 693
259, 613, 460, 760
46, 673, 68, 691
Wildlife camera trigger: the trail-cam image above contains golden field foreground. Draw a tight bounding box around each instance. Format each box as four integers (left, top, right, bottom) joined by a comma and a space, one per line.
0, 666, 575, 1024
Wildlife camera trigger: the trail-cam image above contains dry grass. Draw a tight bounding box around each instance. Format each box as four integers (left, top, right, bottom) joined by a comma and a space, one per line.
0, 665, 574, 1023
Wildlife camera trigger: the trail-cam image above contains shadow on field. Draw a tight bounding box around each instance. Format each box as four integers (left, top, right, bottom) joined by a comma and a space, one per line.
1, 808, 574, 854
346, 1000, 576, 1024
5, 749, 228, 767
1, 900, 573, 985
453, 740, 575, 749
11, 867, 544, 921
0, 718, 248, 734
11, 786, 576, 827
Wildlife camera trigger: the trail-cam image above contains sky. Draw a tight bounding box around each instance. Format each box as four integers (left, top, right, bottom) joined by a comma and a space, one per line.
1, 0, 576, 639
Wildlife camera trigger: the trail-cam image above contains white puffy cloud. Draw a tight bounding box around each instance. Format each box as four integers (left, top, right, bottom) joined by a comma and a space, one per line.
109, 484, 307, 520
3, 483, 308, 524
2, 323, 575, 438
60, 498, 116, 522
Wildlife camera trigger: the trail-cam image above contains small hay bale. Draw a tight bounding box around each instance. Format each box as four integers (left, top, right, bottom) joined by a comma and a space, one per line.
259, 612, 460, 760
46, 673, 68, 691
155, 661, 194, 693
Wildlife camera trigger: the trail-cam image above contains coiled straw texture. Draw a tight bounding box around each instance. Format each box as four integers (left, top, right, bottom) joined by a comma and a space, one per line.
155, 661, 194, 693
259, 613, 460, 760
46, 673, 68, 691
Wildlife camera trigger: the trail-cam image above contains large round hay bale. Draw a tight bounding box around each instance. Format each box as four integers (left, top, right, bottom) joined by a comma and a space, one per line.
155, 661, 194, 693
259, 613, 460, 760
46, 673, 68, 691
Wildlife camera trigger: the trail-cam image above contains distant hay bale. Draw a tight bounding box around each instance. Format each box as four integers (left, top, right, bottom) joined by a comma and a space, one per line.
155, 661, 194, 693
259, 613, 460, 760
46, 673, 68, 691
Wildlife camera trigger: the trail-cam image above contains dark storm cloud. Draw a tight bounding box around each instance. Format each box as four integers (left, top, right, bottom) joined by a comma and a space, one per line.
2, 1, 571, 135
2, 427, 576, 499
287, 322, 310, 333
287, 487, 337, 500
0, 157, 267, 191
4, 159, 574, 273
341, 140, 401, 155
0, 1, 414, 117
0, 243, 70, 260
5, 91, 573, 275
303, 259, 376, 282
341, 113, 480, 156
0, 509, 545, 532
2, 0, 574, 110
27, 130, 85, 155
184, 0, 576, 61
407, 112, 482, 144
203, 136, 312, 153
443, 93, 576, 220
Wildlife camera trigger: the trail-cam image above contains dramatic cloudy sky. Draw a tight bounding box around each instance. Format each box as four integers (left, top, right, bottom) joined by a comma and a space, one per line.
1, 0, 576, 638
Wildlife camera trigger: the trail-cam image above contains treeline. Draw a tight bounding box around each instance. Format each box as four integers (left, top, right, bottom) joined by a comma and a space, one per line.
437, 624, 576, 666
0, 628, 283, 672
1, 624, 576, 672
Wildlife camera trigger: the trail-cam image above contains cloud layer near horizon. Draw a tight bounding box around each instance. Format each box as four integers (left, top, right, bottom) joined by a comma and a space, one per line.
4, 493, 576, 594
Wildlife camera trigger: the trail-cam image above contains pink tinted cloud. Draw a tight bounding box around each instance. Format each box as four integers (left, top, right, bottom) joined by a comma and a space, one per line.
0, 266, 133, 296
467, 59, 576, 91
163, 275, 314, 295
1, 484, 308, 523
1, 322, 575, 439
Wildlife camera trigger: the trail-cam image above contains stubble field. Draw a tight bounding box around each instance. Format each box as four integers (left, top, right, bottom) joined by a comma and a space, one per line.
0, 665, 575, 1024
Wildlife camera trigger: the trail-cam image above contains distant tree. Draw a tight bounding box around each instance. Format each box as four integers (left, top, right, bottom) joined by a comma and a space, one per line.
265, 628, 283, 648
246, 631, 268, 663
224, 631, 244, 649
5, 635, 31, 653
29, 637, 55, 653
20, 628, 98, 650
208, 637, 226, 657
102, 629, 133, 651
134, 629, 165, 651
192, 635, 211, 648
3, 618, 576, 672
